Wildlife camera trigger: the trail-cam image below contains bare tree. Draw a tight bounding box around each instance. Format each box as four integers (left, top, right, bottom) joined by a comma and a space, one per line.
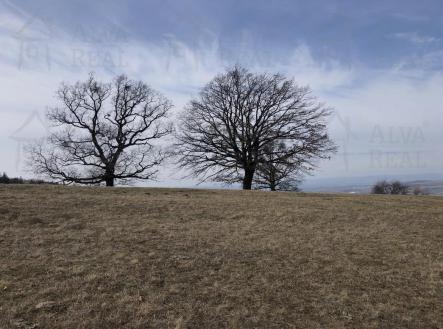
253, 141, 306, 191
28, 74, 172, 186
175, 66, 336, 190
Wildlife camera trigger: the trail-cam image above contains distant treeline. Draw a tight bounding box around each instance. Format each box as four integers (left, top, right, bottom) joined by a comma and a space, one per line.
0, 172, 57, 185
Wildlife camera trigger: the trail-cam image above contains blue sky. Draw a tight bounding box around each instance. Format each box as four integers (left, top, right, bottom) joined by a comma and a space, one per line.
1, 0, 443, 187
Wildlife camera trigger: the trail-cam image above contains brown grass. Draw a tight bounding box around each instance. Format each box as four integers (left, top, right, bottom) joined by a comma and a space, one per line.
0, 184, 442, 328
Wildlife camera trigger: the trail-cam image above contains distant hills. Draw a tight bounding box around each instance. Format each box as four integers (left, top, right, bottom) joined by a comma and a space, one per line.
301, 174, 443, 195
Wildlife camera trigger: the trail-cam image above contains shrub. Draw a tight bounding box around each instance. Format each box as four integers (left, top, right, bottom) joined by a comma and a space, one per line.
413, 186, 430, 195
371, 180, 409, 195
0, 172, 56, 185
390, 181, 409, 195
0, 172, 10, 184
371, 180, 391, 194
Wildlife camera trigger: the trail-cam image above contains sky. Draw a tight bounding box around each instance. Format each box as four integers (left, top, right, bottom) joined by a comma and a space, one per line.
1, 0, 443, 188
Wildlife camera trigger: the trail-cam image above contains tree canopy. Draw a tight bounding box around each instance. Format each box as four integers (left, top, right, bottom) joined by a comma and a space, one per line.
175, 66, 336, 189
28, 74, 172, 186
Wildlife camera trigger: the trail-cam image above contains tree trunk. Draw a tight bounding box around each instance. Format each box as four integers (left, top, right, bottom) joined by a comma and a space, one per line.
269, 169, 276, 191
105, 176, 114, 187
242, 169, 254, 190
270, 182, 276, 191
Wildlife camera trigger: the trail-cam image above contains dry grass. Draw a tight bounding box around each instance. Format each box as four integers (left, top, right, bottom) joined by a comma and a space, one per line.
0, 184, 442, 328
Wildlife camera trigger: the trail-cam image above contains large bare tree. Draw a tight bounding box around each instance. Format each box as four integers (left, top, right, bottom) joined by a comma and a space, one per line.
175, 66, 336, 190
28, 74, 172, 186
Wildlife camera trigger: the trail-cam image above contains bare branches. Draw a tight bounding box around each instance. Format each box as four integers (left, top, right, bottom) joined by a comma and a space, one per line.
28, 73, 172, 186
175, 66, 337, 190
253, 141, 308, 191
28, 68, 336, 189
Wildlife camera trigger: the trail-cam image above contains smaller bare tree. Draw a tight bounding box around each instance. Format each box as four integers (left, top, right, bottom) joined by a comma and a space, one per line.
28, 74, 172, 186
253, 141, 307, 191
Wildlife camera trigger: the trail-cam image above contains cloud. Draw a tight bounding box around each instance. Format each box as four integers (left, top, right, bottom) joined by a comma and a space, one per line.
391, 32, 439, 45
1, 6, 443, 185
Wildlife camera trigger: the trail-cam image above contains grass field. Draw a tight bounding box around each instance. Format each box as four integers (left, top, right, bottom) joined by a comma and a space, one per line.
0, 185, 442, 328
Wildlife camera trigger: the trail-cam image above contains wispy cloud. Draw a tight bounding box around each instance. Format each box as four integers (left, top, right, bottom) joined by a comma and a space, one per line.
391, 32, 439, 45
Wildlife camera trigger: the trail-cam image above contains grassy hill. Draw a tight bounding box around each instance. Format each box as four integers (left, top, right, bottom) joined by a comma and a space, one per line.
0, 185, 442, 328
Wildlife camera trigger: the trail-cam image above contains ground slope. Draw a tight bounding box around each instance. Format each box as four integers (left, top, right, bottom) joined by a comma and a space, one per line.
0, 185, 442, 328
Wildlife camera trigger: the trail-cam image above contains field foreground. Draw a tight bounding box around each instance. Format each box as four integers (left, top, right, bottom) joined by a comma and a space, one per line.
0, 185, 442, 328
